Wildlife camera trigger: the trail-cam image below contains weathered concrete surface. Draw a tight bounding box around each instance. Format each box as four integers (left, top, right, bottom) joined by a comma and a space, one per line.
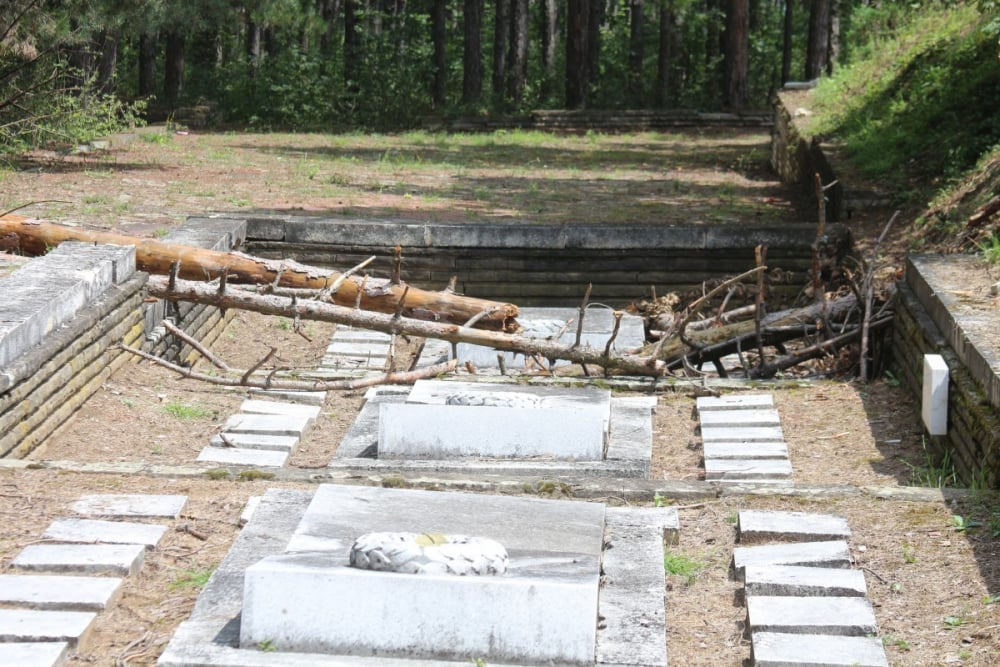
733, 540, 851, 577
12, 543, 146, 576
703, 441, 789, 460
0, 574, 123, 610
0, 608, 97, 645
742, 565, 867, 598
42, 518, 167, 548
0, 641, 70, 667
196, 446, 289, 467
223, 413, 312, 438
738, 510, 851, 543
72, 494, 187, 518
705, 459, 792, 481
752, 631, 888, 666
746, 596, 878, 636
696, 394, 774, 411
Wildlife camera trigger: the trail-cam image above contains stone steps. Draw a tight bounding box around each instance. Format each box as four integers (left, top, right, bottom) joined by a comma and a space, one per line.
197, 398, 321, 467
732, 510, 889, 667
697, 394, 793, 485
0, 494, 186, 666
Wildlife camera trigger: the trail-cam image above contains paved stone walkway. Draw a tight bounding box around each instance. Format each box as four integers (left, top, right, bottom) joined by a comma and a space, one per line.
697, 394, 793, 485
0, 494, 186, 667
732, 510, 889, 666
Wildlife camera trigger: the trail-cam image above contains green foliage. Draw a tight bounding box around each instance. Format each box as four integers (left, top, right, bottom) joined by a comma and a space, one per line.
976, 232, 1000, 264
170, 566, 215, 590
882, 634, 912, 651
161, 401, 213, 419
906, 437, 958, 488
663, 549, 705, 584
951, 514, 983, 533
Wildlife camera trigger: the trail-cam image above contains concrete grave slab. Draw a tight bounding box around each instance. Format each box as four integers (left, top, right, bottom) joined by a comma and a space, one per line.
703, 441, 789, 460
752, 632, 888, 667
743, 565, 867, 598
698, 409, 781, 427
72, 494, 187, 518
704, 458, 792, 481
0, 608, 97, 646
333, 385, 654, 478
746, 595, 878, 636
197, 446, 289, 467
159, 485, 669, 667
0, 574, 123, 611
42, 518, 167, 548
738, 510, 851, 543
223, 413, 312, 438
209, 432, 300, 452
700, 426, 785, 442
0, 642, 70, 667
248, 389, 327, 406
696, 394, 774, 411
733, 540, 851, 578
13, 543, 146, 576
240, 399, 321, 420
239, 496, 262, 526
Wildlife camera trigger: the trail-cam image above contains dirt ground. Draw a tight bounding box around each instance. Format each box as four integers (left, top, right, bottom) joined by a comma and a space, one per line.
2, 128, 999, 665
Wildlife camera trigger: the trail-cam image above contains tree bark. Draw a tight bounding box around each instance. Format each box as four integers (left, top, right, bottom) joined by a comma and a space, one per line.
146, 275, 665, 377
96, 29, 119, 95
627, 0, 645, 106
585, 0, 604, 104
506, 0, 529, 103
431, 0, 448, 108
163, 31, 185, 106
492, 0, 511, 103
539, 0, 558, 100
805, 0, 831, 80
654, 0, 676, 107
0, 215, 519, 332
565, 0, 589, 108
462, 0, 484, 104
722, 0, 748, 110
138, 31, 158, 99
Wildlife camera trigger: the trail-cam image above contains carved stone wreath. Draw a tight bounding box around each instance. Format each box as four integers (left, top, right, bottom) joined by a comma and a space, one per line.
348, 532, 509, 576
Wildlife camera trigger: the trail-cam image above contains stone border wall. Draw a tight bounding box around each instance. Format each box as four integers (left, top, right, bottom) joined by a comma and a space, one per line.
891, 256, 1000, 487
245, 216, 850, 307
0, 217, 246, 459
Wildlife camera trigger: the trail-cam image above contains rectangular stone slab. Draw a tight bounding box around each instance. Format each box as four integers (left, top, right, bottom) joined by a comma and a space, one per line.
703, 441, 789, 460
733, 540, 851, 577
746, 595, 878, 636
700, 425, 784, 442
12, 543, 146, 576
696, 394, 774, 411
738, 510, 851, 543
0, 642, 69, 667
0, 574, 123, 611
222, 413, 312, 437
752, 632, 888, 667
699, 409, 781, 427
197, 446, 289, 467
245, 485, 605, 665
239, 399, 321, 420
379, 402, 607, 460
42, 518, 167, 548
71, 494, 187, 518
209, 433, 299, 452
743, 565, 867, 598
247, 389, 326, 405
0, 608, 97, 645
704, 458, 792, 480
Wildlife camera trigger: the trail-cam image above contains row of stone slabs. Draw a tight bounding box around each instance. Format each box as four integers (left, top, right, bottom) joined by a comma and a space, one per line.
734, 510, 889, 667
0, 494, 188, 667
159, 484, 678, 667
697, 394, 793, 485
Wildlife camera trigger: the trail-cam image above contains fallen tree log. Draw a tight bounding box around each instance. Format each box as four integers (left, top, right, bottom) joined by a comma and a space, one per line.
0, 214, 518, 332
147, 275, 666, 377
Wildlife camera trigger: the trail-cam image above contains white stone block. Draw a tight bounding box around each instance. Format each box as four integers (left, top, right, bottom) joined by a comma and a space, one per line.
738, 510, 851, 543
733, 540, 851, 577
12, 544, 146, 576
696, 393, 774, 411
700, 425, 784, 442
746, 595, 878, 636
241, 554, 599, 665
743, 565, 867, 598
0, 608, 97, 645
0, 642, 69, 667
223, 413, 312, 437
197, 446, 289, 467
209, 432, 299, 452
42, 518, 167, 548
72, 494, 187, 518
704, 458, 792, 480
699, 409, 781, 427
703, 441, 789, 459
922, 354, 949, 435
753, 632, 888, 667
239, 399, 321, 420
0, 574, 123, 611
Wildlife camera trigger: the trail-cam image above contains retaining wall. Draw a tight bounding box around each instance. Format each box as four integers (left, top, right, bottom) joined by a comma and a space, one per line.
891, 255, 1000, 487
244, 216, 850, 308
0, 217, 245, 459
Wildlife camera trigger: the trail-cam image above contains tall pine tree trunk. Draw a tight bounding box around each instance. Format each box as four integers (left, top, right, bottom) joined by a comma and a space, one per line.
654, 0, 675, 107
431, 0, 447, 108
462, 0, 483, 103
96, 29, 119, 95
138, 32, 158, 99
247, 21, 262, 75
805, 0, 831, 80
539, 0, 558, 101
781, 0, 792, 84
585, 0, 603, 104
506, 0, 528, 103
492, 0, 511, 103
565, 0, 589, 108
344, 0, 362, 94
163, 31, 185, 107
627, 0, 645, 106
722, 0, 748, 109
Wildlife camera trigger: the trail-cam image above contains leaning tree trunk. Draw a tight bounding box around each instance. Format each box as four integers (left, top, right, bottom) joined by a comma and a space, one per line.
0, 215, 519, 332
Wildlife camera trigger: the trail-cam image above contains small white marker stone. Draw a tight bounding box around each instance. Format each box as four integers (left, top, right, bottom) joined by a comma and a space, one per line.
42, 518, 167, 549
922, 354, 949, 435
72, 494, 187, 518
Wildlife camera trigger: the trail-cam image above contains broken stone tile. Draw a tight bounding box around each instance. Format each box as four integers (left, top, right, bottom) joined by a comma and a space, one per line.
746, 595, 878, 636
0, 608, 97, 646
196, 446, 289, 467
700, 425, 784, 442
703, 441, 789, 460
42, 518, 167, 548
72, 494, 187, 518
0, 642, 69, 667
12, 543, 146, 576
743, 565, 867, 598
222, 413, 311, 438
704, 458, 792, 480
738, 510, 851, 543
209, 432, 299, 452
699, 409, 781, 427
733, 540, 851, 577
0, 574, 123, 611
239, 399, 321, 420
696, 394, 774, 411
248, 388, 326, 405
752, 631, 888, 666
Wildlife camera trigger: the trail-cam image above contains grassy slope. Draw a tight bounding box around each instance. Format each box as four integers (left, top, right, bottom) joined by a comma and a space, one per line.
805, 1, 1000, 254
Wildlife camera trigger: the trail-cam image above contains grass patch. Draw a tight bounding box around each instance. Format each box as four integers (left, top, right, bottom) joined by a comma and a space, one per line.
161, 401, 213, 419
663, 549, 705, 584
170, 566, 215, 590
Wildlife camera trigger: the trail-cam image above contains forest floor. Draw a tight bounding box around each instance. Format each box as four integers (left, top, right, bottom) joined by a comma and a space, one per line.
1, 127, 998, 666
